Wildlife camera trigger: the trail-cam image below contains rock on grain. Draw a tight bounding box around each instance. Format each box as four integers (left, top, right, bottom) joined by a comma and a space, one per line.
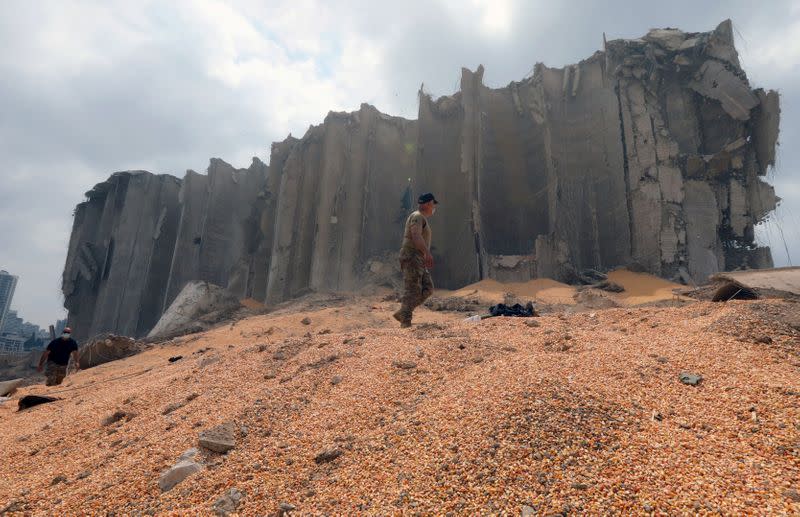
199, 422, 236, 453
212, 488, 245, 515
314, 448, 343, 464
679, 372, 703, 386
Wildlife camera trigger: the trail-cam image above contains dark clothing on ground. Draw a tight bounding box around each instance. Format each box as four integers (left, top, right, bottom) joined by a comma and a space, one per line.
46, 338, 78, 366
488, 302, 536, 318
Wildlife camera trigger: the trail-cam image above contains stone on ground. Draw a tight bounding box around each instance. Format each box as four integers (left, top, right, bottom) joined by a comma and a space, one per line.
158, 459, 202, 492
199, 422, 236, 453
212, 488, 244, 515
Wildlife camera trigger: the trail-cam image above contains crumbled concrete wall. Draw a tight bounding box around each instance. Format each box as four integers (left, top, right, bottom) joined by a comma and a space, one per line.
488, 255, 536, 283
63, 20, 781, 340
63, 172, 181, 343
164, 157, 269, 307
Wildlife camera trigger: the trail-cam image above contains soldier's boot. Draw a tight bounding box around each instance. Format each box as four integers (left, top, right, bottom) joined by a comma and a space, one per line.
393, 309, 412, 328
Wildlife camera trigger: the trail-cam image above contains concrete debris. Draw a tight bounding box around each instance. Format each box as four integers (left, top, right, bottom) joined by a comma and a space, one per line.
710, 267, 800, 297
62, 21, 781, 339
709, 268, 799, 302
574, 289, 619, 310
199, 422, 236, 453
148, 281, 242, 340
158, 452, 203, 492
212, 488, 245, 516
314, 448, 343, 464
689, 61, 759, 121
644, 28, 687, 51
0, 379, 23, 397
754, 89, 780, 169
198, 355, 221, 369
392, 360, 418, 370
101, 410, 130, 426
679, 372, 703, 386
78, 334, 142, 369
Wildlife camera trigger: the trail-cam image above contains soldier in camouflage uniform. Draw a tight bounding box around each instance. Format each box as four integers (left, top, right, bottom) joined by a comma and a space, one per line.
393, 193, 438, 327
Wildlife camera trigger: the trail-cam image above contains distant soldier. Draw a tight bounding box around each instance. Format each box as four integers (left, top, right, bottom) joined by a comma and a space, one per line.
394, 193, 438, 327
37, 327, 79, 386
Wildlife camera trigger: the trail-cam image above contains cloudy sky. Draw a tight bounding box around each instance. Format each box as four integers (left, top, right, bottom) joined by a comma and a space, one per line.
1, 0, 797, 328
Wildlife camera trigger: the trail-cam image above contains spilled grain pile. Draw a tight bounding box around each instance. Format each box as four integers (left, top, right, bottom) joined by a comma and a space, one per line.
0, 294, 798, 515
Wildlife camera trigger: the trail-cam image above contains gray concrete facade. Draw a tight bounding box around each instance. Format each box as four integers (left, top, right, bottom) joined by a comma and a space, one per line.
62, 21, 781, 342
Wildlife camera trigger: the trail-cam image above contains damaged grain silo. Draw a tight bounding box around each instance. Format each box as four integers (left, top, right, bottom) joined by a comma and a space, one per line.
61, 20, 781, 342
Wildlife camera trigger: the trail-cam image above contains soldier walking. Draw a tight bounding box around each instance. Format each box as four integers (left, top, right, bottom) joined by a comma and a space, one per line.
37, 327, 79, 386
393, 193, 438, 327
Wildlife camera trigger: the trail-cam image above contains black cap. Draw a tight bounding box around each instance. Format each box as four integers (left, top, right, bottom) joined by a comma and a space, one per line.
418, 192, 438, 204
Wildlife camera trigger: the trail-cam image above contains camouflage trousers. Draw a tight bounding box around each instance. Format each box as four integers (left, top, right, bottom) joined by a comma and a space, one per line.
397, 249, 434, 323
45, 361, 68, 386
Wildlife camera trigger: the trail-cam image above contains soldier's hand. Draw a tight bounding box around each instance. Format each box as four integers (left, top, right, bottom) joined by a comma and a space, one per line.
425, 253, 434, 269
37, 364, 43, 373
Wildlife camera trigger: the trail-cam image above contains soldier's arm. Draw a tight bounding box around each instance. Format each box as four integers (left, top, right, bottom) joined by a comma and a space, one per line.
409, 222, 429, 256
71, 350, 80, 372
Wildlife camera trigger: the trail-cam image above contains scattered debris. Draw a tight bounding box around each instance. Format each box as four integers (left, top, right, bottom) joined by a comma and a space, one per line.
212, 488, 245, 516
199, 422, 236, 453
593, 281, 625, 293
158, 449, 202, 492
101, 410, 129, 426
314, 448, 343, 464
148, 281, 242, 340
168, 356, 183, 363
710, 268, 800, 299
578, 269, 608, 285
0, 500, 25, 514
301, 317, 312, 325
392, 360, 417, 370
78, 334, 143, 369
0, 379, 24, 397
199, 356, 221, 369
162, 401, 186, 415
679, 372, 703, 386
574, 289, 619, 309
783, 489, 800, 503
50, 475, 67, 486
